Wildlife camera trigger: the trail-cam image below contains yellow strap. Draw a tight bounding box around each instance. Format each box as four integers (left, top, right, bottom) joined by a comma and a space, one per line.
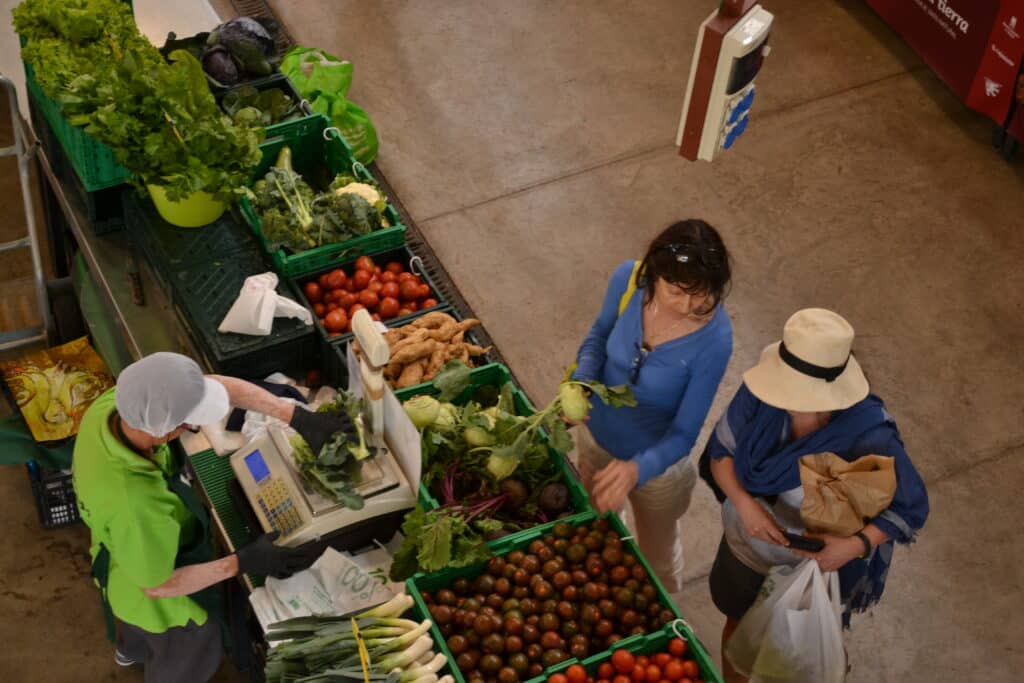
352, 617, 371, 683
565, 261, 642, 381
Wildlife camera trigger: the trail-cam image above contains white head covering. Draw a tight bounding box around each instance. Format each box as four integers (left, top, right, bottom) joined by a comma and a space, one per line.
115, 352, 230, 436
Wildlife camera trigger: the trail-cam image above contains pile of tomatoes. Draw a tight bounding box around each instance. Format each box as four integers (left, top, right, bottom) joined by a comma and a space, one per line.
300, 255, 439, 336
547, 640, 704, 683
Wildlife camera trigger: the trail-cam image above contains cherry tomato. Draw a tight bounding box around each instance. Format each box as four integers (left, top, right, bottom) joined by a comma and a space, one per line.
303, 281, 323, 303
406, 300, 419, 312
612, 676, 631, 683
385, 261, 404, 274
348, 303, 366, 318
654, 655, 671, 668
312, 303, 325, 317
397, 307, 414, 317
398, 271, 416, 282
325, 269, 346, 290
597, 664, 614, 680
611, 650, 635, 675
416, 283, 432, 300
374, 265, 382, 275
381, 282, 401, 299
379, 271, 397, 283
662, 661, 684, 682
367, 281, 384, 294
358, 290, 380, 308
336, 293, 356, 309
378, 297, 401, 319
548, 674, 568, 683
324, 309, 348, 333
318, 273, 331, 289
371, 312, 381, 321
636, 658, 649, 668
667, 639, 687, 658
566, 665, 587, 683
352, 270, 372, 290
325, 302, 338, 313
420, 298, 439, 309
644, 665, 661, 683
341, 277, 356, 292
399, 279, 420, 302
631, 666, 645, 683
680, 662, 698, 679
355, 256, 376, 272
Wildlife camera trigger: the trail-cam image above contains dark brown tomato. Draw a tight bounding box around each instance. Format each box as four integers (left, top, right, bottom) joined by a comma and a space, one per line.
505, 635, 524, 654
479, 654, 503, 675
528, 540, 546, 555
474, 614, 496, 637
481, 633, 504, 655
448, 634, 469, 655
631, 565, 648, 582
521, 555, 541, 574
486, 594, 504, 610
436, 589, 457, 605
552, 571, 572, 590
594, 619, 614, 638
562, 585, 579, 601
542, 649, 568, 667
540, 630, 563, 650
560, 620, 580, 639
572, 569, 589, 586
609, 566, 630, 585
539, 612, 560, 632
487, 557, 506, 577
494, 578, 512, 596
513, 586, 530, 599
507, 551, 525, 565
526, 643, 544, 662
542, 560, 561, 579
556, 601, 576, 621
457, 650, 480, 671
529, 663, 544, 678
522, 623, 541, 643
519, 598, 537, 615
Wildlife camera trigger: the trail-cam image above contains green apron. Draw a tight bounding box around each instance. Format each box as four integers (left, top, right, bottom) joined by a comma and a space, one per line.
91, 447, 226, 644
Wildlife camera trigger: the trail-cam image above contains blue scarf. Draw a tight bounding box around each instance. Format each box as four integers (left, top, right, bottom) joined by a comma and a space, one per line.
732, 394, 889, 496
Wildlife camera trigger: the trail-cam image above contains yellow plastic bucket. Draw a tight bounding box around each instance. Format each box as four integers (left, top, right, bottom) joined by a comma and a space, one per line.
146, 185, 227, 228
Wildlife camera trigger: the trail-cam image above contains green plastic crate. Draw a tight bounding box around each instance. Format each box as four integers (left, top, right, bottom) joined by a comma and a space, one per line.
406, 511, 686, 683
239, 114, 406, 278
216, 73, 319, 142
394, 363, 590, 540
23, 62, 130, 192
545, 624, 723, 683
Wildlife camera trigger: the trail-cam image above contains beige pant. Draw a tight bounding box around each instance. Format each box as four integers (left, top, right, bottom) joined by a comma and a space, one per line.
575, 427, 697, 594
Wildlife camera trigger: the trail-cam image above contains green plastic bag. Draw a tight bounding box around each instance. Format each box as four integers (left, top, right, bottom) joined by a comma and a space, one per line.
281, 46, 379, 164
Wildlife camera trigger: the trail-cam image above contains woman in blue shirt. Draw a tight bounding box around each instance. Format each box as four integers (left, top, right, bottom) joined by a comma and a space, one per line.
571, 219, 733, 593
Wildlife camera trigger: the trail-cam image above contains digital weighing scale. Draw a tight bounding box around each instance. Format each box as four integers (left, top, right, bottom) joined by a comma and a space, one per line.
229, 310, 420, 549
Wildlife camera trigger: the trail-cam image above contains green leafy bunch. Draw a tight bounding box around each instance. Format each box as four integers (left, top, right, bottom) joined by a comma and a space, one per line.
222, 85, 300, 127
388, 505, 495, 582
14, 0, 263, 202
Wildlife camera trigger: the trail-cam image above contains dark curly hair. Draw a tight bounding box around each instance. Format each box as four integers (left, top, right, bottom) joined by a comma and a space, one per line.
638, 219, 732, 311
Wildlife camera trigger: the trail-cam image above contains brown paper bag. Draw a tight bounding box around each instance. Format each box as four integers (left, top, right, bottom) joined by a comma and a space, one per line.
799, 453, 897, 536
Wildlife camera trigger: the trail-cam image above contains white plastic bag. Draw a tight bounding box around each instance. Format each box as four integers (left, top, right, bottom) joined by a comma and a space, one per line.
219, 272, 313, 335
725, 559, 845, 683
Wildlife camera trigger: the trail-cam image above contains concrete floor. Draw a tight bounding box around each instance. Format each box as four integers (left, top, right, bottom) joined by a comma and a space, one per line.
1, 0, 1023, 681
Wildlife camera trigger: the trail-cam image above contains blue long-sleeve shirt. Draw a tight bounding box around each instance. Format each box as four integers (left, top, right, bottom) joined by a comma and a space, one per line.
573, 260, 733, 486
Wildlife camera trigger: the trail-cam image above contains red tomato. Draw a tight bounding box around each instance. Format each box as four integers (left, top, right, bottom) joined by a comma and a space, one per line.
324, 309, 348, 333
378, 297, 401, 320
653, 655, 671, 668
312, 303, 325, 317
367, 281, 384, 295
667, 639, 687, 658
631, 666, 646, 683
324, 269, 345, 290
549, 675, 568, 683
414, 284, 430, 300
644, 665, 661, 683
597, 664, 614, 680
611, 650, 635, 675
420, 298, 439, 309
325, 302, 339, 313
354, 256, 376, 272
303, 281, 323, 303
358, 290, 380, 308
349, 303, 366, 317
662, 661, 684, 682
399, 279, 420, 302
680, 662, 698, 679
380, 271, 397, 283
317, 273, 331, 289
352, 270, 372, 290
406, 300, 419, 312
612, 677, 631, 683
385, 261, 404, 274
373, 265, 382, 275
397, 271, 416, 282
336, 293, 356, 309
566, 665, 587, 683
371, 312, 381, 321
636, 657, 649, 668
381, 282, 400, 299
397, 307, 413, 317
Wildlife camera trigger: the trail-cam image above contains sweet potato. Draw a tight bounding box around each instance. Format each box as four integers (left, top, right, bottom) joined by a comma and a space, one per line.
454, 318, 481, 334
411, 311, 455, 330
391, 340, 439, 365
425, 345, 448, 379
427, 319, 458, 342
396, 360, 426, 388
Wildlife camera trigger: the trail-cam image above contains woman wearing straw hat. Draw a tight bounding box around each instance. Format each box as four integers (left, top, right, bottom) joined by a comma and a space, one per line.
704, 309, 929, 682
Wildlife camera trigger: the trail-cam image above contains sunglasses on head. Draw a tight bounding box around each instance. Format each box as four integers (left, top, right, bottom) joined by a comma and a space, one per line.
661, 242, 723, 268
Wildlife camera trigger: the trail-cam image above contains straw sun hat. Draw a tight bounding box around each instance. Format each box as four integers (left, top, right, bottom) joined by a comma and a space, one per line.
743, 308, 869, 412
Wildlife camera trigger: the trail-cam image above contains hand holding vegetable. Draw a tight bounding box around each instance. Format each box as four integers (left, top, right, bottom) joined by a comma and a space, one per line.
289, 405, 357, 455
235, 532, 320, 578
590, 459, 639, 513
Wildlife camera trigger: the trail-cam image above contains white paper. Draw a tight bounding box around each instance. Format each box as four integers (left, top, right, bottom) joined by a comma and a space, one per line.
219, 272, 313, 336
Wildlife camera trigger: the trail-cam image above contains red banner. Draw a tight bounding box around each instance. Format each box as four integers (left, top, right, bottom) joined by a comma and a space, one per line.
865, 0, 1024, 124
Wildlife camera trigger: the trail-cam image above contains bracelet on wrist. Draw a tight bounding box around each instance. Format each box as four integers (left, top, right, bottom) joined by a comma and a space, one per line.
854, 531, 872, 558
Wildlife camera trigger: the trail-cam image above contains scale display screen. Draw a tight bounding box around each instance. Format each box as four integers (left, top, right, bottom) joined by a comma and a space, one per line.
244, 449, 271, 483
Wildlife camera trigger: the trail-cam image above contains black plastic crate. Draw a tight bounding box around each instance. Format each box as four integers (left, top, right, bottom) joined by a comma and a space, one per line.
26, 460, 80, 529
169, 249, 316, 380
123, 193, 259, 285
30, 98, 124, 235
215, 73, 315, 139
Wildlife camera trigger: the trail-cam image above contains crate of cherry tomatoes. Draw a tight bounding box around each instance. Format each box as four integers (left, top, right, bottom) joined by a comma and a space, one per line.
407, 512, 689, 683
292, 246, 447, 343
545, 626, 721, 683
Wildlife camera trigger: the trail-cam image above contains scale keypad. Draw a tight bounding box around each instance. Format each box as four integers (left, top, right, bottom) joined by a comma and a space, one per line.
256, 478, 303, 536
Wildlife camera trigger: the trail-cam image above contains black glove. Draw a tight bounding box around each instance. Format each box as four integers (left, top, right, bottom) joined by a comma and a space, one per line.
289, 407, 357, 455
235, 532, 320, 579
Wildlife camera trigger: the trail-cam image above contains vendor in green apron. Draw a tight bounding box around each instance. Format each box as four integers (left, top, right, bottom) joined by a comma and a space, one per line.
73, 352, 355, 683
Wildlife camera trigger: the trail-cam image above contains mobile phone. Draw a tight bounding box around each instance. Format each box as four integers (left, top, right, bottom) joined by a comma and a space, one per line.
783, 531, 825, 552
